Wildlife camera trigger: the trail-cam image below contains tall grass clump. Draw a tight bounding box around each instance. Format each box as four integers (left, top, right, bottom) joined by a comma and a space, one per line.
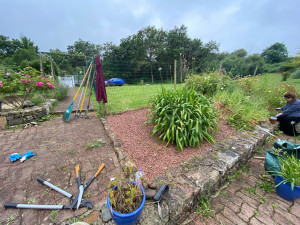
291, 68, 300, 79
213, 89, 269, 130
146, 87, 218, 151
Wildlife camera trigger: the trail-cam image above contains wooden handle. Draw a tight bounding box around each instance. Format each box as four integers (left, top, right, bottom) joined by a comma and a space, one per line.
73, 60, 93, 101
75, 165, 80, 178
95, 163, 105, 177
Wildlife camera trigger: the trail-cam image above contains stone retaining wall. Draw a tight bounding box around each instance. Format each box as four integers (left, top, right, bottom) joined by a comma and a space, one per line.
0, 99, 56, 128
71, 119, 275, 225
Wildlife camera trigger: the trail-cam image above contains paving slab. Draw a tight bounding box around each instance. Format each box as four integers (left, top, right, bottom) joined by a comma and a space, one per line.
0, 88, 121, 225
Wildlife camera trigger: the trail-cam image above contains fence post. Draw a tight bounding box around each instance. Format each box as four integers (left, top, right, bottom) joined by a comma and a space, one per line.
174, 60, 177, 90
253, 65, 259, 76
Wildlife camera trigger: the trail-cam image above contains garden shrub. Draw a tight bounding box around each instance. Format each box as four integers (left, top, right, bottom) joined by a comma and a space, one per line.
0, 66, 56, 108
147, 87, 218, 151
52, 84, 68, 100
291, 68, 300, 79
184, 72, 226, 96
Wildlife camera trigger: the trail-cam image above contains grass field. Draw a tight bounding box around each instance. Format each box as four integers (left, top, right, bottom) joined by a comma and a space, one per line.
91, 73, 300, 117
96, 83, 182, 114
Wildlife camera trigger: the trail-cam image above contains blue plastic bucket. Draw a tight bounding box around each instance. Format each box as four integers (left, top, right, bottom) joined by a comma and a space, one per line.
107, 182, 146, 225
275, 175, 300, 201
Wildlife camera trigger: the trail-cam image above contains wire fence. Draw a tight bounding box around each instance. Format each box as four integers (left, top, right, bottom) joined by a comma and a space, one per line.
61, 60, 188, 114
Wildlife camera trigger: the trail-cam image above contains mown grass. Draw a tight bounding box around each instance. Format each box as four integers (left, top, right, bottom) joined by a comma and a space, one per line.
92, 83, 182, 115
91, 73, 300, 121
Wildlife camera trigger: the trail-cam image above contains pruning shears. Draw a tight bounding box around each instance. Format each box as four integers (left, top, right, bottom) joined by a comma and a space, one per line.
69, 163, 105, 210
4, 163, 105, 211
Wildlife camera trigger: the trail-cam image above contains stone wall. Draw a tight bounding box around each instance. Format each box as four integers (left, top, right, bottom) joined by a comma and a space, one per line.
0, 99, 56, 128
97, 118, 276, 225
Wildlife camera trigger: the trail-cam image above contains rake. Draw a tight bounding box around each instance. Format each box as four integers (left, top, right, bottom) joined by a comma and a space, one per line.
63, 60, 93, 122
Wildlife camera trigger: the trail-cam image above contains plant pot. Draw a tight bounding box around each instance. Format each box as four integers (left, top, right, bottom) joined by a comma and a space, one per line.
275, 175, 300, 201
107, 182, 146, 225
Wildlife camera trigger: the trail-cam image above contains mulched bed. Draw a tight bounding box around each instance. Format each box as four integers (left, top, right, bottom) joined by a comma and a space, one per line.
107, 108, 236, 181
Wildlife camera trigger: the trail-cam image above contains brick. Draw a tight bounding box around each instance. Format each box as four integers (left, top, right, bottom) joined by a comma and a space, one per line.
249, 216, 266, 225
215, 212, 234, 225
236, 191, 260, 208
210, 199, 225, 214
222, 206, 248, 225
258, 203, 274, 217
212, 194, 240, 213
255, 211, 277, 225
290, 202, 300, 218
273, 212, 294, 225
83, 210, 99, 224
237, 202, 256, 222
275, 207, 300, 224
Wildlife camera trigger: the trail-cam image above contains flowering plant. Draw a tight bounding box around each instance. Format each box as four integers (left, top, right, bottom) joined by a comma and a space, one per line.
0, 67, 55, 108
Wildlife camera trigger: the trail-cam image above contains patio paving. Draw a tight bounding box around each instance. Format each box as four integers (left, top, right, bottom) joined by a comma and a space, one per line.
0, 88, 122, 224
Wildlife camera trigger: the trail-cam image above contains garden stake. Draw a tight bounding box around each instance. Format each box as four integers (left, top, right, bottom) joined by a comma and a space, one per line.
63, 60, 93, 122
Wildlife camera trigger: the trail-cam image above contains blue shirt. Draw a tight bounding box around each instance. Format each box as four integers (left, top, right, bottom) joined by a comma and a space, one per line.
282, 98, 300, 119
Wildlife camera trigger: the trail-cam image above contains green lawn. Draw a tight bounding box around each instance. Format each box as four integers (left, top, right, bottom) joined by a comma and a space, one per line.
91, 73, 300, 116
96, 83, 182, 115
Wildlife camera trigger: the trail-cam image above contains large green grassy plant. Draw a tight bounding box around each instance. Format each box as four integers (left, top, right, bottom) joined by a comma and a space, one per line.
275, 154, 300, 190
147, 87, 218, 151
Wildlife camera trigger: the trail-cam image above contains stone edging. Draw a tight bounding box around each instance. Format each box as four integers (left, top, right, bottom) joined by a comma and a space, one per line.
0, 99, 56, 127
100, 117, 276, 224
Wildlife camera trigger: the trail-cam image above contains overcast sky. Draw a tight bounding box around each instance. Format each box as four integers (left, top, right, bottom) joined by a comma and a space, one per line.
1, 0, 299, 56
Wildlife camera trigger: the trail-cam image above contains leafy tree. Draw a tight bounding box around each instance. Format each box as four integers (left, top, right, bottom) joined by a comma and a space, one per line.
67, 38, 101, 58
135, 26, 166, 83
261, 42, 288, 63
245, 54, 265, 75
232, 49, 247, 58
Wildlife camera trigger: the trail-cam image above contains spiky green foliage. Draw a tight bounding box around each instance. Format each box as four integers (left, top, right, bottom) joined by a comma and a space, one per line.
147, 87, 218, 151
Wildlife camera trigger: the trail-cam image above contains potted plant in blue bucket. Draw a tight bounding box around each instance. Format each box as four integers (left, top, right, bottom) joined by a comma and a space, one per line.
274, 154, 300, 201
107, 177, 146, 225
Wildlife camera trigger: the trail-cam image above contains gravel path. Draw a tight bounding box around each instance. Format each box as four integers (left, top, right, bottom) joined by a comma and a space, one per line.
107, 108, 236, 181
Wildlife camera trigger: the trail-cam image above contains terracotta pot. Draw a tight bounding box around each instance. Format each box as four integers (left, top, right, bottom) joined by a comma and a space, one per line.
269, 116, 277, 124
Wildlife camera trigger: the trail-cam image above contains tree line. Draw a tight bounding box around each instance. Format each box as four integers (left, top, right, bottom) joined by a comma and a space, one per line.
1, 25, 297, 83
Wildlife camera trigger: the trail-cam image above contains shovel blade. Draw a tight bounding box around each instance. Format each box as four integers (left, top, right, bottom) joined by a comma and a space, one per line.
63, 101, 74, 122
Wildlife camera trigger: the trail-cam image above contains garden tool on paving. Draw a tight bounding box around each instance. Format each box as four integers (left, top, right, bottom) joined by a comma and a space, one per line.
4, 177, 93, 210
248, 121, 281, 140
75, 164, 84, 209
84, 71, 96, 118
77, 64, 93, 118
69, 163, 105, 210
63, 60, 93, 122
4, 163, 105, 210
154, 184, 169, 219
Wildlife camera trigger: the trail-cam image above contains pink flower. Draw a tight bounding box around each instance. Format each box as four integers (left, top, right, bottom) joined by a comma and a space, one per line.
26, 88, 30, 92
25, 74, 31, 78
0, 81, 3, 87
35, 82, 44, 87
20, 78, 26, 84
47, 82, 55, 89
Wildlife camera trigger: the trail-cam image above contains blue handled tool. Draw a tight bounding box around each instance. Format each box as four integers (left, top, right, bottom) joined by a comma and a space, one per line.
20, 151, 36, 162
